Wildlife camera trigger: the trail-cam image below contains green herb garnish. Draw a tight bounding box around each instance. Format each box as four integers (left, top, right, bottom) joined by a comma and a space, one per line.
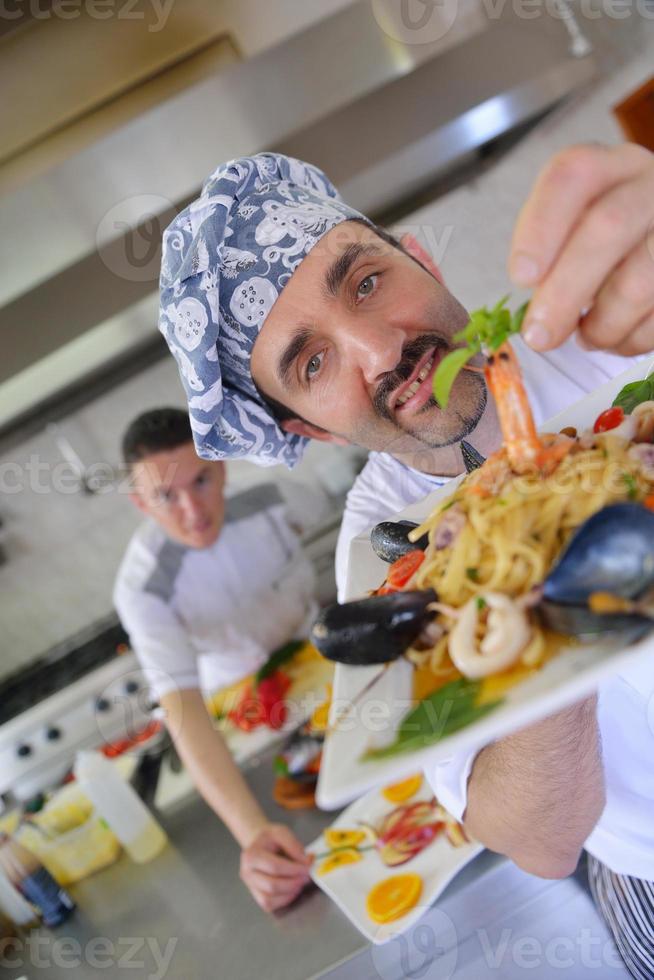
612, 369, 654, 414
476, 596, 487, 611
466, 567, 479, 582
255, 639, 304, 687
622, 472, 638, 500
433, 297, 528, 409
363, 679, 503, 760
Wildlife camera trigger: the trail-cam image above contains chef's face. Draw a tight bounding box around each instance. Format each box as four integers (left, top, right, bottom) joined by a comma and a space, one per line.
251, 221, 486, 462
129, 443, 226, 549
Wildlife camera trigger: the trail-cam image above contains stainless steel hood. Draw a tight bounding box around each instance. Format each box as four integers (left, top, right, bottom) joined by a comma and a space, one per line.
0, 0, 628, 418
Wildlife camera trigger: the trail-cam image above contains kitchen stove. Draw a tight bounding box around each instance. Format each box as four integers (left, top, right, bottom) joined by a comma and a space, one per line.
0, 617, 153, 802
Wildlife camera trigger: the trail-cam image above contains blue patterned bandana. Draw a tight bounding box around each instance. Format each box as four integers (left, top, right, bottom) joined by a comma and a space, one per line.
159, 153, 367, 467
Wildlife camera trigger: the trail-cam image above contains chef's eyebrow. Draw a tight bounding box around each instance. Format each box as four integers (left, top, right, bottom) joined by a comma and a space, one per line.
324, 242, 383, 298
277, 325, 313, 388
276, 243, 385, 388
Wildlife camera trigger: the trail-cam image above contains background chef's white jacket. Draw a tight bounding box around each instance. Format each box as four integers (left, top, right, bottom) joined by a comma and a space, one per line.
114, 483, 316, 702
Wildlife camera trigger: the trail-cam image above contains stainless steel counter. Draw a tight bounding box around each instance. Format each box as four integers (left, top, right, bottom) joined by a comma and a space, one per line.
0, 748, 629, 980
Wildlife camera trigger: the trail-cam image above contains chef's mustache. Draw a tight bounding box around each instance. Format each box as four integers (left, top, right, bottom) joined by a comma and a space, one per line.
373, 333, 449, 421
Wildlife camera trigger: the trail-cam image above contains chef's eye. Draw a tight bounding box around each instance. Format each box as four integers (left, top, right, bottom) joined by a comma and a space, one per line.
306, 351, 324, 380
357, 274, 378, 299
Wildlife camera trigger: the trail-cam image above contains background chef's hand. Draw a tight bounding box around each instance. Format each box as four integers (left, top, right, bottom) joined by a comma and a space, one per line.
240, 822, 312, 913
509, 143, 654, 356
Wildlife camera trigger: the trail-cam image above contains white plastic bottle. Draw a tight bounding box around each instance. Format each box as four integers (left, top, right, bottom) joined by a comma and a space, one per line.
0, 866, 38, 928
74, 751, 167, 863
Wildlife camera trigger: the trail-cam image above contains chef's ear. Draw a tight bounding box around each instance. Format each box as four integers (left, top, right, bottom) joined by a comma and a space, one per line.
280, 418, 350, 446
399, 232, 443, 283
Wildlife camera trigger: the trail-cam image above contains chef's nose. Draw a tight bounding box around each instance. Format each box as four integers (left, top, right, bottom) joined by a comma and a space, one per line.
340, 319, 405, 386
178, 490, 203, 522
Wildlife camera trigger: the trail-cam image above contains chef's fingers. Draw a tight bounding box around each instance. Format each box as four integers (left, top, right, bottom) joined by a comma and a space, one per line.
509, 143, 648, 292
518, 160, 654, 352
576, 237, 654, 351
267, 824, 312, 864
246, 872, 307, 912
246, 869, 307, 899
244, 848, 311, 880
604, 312, 654, 357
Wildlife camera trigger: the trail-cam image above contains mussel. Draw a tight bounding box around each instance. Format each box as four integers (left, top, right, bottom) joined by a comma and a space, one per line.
538, 502, 654, 637
311, 589, 437, 665
370, 520, 429, 564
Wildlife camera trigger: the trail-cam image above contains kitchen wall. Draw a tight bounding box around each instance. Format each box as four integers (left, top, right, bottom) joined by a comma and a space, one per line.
0, 357, 363, 680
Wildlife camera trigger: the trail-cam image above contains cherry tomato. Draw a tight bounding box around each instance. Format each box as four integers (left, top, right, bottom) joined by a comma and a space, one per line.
386, 550, 425, 590
593, 406, 624, 433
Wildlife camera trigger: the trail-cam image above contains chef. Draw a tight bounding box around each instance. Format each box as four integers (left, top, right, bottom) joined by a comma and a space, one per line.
157, 147, 654, 978
114, 406, 315, 912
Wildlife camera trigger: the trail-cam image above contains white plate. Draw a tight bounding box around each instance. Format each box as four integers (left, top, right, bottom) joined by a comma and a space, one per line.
317, 360, 654, 809
308, 778, 482, 944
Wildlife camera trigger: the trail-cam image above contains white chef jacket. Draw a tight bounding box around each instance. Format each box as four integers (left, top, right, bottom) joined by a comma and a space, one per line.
114, 483, 316, 701
336, 337, 654, 879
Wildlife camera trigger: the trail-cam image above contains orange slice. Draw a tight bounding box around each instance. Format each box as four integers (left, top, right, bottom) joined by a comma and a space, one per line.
324, 828, 366, 849
366, 873, 423, 924
317, 848, 362, 875
381, 774, 423, 804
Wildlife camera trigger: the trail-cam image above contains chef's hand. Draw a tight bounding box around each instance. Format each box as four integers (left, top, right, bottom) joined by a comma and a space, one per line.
240, 823, 312, 913
509, 143, 654, 356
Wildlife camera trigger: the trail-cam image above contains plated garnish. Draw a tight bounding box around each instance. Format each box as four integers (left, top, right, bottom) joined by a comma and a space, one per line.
312, 301, 654, 761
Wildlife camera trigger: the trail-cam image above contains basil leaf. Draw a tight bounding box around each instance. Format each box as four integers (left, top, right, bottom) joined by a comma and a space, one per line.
363, 699, 503, 760
433, 347, 477, 409
255, 639, 304, 686
612, 375, 654, 415
397, 679, 479, 741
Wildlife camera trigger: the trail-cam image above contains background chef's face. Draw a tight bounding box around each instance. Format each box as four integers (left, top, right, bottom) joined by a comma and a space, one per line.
251, 221, 486, 457
130, 443, 226, 549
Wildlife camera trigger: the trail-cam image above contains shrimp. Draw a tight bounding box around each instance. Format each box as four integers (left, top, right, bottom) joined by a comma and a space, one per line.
484, 342, 573, 476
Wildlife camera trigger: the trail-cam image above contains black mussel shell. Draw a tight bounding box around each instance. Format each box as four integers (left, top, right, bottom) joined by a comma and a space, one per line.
311, 589, 437, 665
539, 502, 654, 637
537, 601, 651, 639
370, 520, 429, 564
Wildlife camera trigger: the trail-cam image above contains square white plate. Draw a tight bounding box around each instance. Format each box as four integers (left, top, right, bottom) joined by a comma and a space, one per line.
308, 778, 482, 945
317, 360, 654, 810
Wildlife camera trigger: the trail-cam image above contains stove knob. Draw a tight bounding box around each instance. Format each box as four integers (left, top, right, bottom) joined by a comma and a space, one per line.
16, 743, 32, 758
124, 680, 140, 695
45, 726, 62, 742
95, 697, 111, 713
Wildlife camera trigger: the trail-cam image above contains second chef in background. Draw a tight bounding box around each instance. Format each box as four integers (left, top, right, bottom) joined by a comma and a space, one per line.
113, 407, 316, 911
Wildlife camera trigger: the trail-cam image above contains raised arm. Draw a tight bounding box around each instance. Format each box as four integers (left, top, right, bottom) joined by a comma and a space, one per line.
464, 696, 605, 878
